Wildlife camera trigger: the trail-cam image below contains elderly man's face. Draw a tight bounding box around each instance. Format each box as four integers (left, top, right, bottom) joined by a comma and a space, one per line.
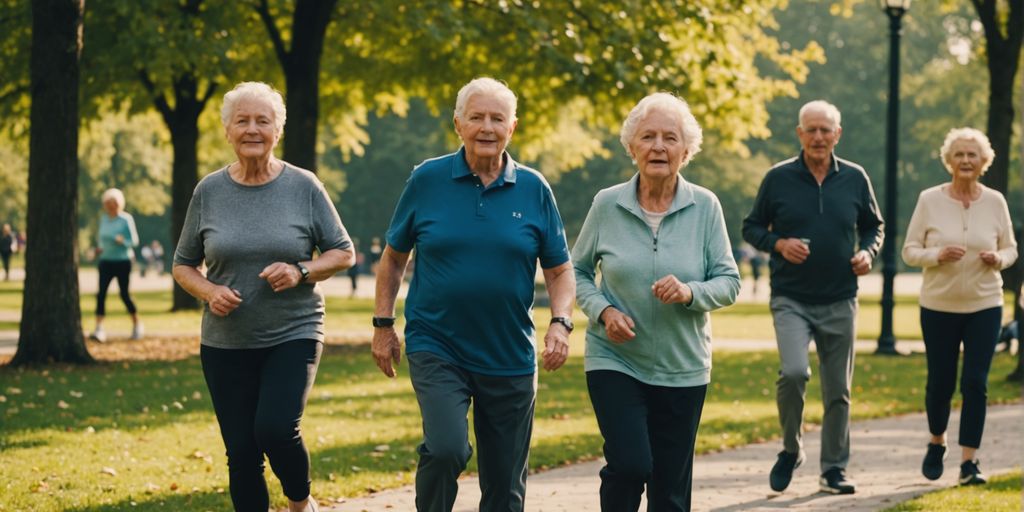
226, 97, 279, 161
629, 109, 688, 179
796, 109, 841, 165
455, 94, 517, 162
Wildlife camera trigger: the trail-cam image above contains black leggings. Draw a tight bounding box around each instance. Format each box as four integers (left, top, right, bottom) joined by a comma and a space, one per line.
201, 339, 322, 511
96, 259, 136, 316
587, 370, 707, 512
920, 306, 1001, 449
1, 250, 10, 277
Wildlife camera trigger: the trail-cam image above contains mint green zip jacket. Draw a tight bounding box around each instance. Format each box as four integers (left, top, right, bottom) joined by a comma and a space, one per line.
572, 173, 740, 387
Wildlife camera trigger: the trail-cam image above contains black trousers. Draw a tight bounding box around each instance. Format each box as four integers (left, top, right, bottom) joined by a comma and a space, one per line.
96, 259, 136, 316
920, 306, 1002, 449
201, 339, 322, 511
587, 370, 707, 512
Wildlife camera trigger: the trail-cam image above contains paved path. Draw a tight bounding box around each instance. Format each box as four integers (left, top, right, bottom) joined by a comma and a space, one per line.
326, 404, 1023, 511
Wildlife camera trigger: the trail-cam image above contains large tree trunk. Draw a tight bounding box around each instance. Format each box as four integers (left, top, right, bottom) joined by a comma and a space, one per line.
974, 0, 1022, 196
169, 109, 201, 311
12, 0, 91, 365
1010, 75, 1024, 383
257, 0, 339, 172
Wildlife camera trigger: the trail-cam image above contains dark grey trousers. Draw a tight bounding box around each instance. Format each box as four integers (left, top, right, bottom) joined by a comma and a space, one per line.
770, 295, 857, 472
407, 351, 536, 512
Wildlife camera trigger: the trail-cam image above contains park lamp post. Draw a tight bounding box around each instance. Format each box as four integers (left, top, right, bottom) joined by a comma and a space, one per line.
876, 0, 910, 355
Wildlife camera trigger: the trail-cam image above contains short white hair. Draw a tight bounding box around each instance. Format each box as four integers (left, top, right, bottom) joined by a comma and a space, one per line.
221, 82, 287, 135
101, 188, 125, 212
619, 92, 703, 167
940, 127, 995, 175
798, 100, 842, 129
454, 77, 518, 122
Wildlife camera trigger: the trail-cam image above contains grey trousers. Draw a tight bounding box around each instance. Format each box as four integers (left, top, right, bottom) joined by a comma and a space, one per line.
408, 351, 537, 512
770, 295, 857, 472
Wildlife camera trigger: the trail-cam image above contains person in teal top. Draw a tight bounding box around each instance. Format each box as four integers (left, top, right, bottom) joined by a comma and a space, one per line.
572, 92, 740, 511
90, 187, 141, 342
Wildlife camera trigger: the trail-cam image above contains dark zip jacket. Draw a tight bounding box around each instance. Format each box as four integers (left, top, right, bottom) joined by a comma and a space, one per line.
742, 151, 884, 304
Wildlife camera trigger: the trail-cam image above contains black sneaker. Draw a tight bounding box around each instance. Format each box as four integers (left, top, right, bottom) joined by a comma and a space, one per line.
921, 443, 947, 480
959, 459, 987, 485
769, 450, 805, 492
819, 467, 856, 494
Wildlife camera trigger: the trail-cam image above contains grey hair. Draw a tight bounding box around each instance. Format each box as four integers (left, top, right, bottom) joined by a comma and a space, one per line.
939, 127, 995, 175
454, 77, 518, 122
101, 188, 125, 212
220, 82, 287, 135
619, 92, 703, 167
798, 100, 842, 129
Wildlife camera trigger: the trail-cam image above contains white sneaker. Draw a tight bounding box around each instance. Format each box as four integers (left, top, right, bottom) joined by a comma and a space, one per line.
306, 496, 319, 512
89, 328, 107, 343
130, 323, 144, 340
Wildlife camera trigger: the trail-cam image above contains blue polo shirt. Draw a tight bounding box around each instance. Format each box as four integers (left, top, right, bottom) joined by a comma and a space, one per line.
386, 147, 570, 376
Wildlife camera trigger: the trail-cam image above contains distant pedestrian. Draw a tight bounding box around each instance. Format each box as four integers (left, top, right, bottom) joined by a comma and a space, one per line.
1, 223, 15, 281
91, 188, 143, 342
369, 236, 382, 274
173, 81, 354, 512
742, 100, 884, 495
140, 244, 154, 277
347, 247, 364, 298
902, 127, 1018, 485
150, 241, 165, 275
573, 92, 740, 511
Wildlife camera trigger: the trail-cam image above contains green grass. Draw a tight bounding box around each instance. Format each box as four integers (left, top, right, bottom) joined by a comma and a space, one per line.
1, 348, 1019, 511
882, 470, 1023, 512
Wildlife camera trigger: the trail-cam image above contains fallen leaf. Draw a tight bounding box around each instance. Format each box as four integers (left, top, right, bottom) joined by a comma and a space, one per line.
56, 400, 70, 409
101, 467, 118, 477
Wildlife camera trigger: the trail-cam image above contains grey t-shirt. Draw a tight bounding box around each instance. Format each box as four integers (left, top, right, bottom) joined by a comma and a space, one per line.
173, 164, 352, 349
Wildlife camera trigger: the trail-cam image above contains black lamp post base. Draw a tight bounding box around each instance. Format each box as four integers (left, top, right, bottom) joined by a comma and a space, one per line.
875, 336, 903, 356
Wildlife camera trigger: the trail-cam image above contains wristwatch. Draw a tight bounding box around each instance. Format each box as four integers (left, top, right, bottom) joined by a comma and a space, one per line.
372, 316, 396, 328
550, 316, 574, 333
294, 262, 310, 282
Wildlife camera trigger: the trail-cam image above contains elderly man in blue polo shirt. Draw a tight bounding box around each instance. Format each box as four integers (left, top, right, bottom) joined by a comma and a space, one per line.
743, 100, 884, 496
371, 77, 575, 512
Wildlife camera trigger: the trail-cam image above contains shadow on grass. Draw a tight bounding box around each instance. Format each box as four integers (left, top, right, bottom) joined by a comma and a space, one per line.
63, 490, 232, 512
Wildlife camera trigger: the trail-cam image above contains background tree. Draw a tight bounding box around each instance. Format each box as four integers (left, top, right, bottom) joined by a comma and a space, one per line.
12, 0, 91, 365
83, 0, 261, 310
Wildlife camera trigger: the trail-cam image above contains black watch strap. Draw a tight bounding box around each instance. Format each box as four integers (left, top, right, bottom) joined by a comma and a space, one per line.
294, 262, 310, 281
372, 316, 396, 328
550, 316, 574, 333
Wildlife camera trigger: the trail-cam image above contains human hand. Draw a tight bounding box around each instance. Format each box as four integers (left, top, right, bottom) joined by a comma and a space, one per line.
937, 246, 966, 264
652, 274, 693, 305
775, 238, 809, 264
205, 285, 242, 317
371, 326, 402, 378
600, 307, 636, 343
259, 262, 302, 292
541, 323, 570, 371
979, 251, 1001, 267
850, 250, 872, 276
114, 234, 124, 245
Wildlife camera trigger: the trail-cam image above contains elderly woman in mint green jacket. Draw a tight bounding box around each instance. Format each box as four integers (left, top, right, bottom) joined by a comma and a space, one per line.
572, 92, 740, 512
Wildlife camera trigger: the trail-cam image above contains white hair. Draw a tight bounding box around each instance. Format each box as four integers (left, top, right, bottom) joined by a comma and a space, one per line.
619, 92, 703, 167
454, 77, 518, 122
101, 188, 125, 212
798, 100, 842, 129
220, 82, 287, 135
939, 127, 995, 175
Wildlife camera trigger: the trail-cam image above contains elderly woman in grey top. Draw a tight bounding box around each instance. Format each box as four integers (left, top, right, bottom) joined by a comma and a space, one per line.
173, 81, 354, 512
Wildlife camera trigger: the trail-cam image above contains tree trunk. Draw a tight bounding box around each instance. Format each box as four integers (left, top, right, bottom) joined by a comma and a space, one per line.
260, 0, 339, 172
1010, 75, 1024, 383
169, 112, 201, 311
981, 53, 1018, 195
12, 0, 92, 365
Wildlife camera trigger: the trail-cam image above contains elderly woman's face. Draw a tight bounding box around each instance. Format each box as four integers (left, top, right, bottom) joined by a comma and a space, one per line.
102, 198, 120, 216
629, 109, 687, 179
946, 138, 984, 182
226, 97, 279, 160
455, 93, 517, 161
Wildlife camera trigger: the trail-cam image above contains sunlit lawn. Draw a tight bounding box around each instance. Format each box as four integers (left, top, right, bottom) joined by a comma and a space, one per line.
1, 346, 1020, 511
882, 470, 1023, 512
